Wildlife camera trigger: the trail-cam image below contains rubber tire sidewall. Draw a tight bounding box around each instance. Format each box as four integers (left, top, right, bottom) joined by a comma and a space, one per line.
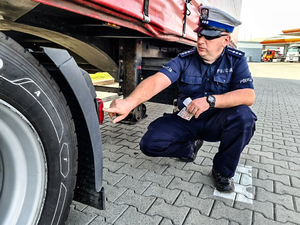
0, 33, 77, 225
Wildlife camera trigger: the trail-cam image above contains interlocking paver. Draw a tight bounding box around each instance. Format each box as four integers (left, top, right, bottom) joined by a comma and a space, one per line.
256, 187, 294, 210
158, 157, 187, 170
241, 152, 260, 162
174, 191, 214, 216
147, 199, 190, 225
200, 157, 213, 166
248, 148, 273, 159
104, 137, 123, 145
136, 153, 163, 162
235, 199, 274, 219
290, 176, 300, 188
262, 145, 287, 155
184, 209, 229, 225
250, 139, 273, 148
182, 163, 212, 176
140, 171, 174, 187
274, 143, 298, 152
114, 206, 162, 225
143, 183, 181, 204
160, 218, 174, 225
245, 159, 274, 173
289, 162, 300, 170
83, 202, 128, 224
163, 166, 194, 181
295, 197, 300, 212
102, 143, 123, 152
189, 171, 215, 187
103, 149, 124, 162
116, 154, 145, 167
258, 169, 290, 184
210, 201, 252, 225
261, 156, 289, 168
274, 165, 300, 178
138, 159, 168, 174
117, 133, 139, 142
89, 216, 112, 225
273, 134, 295, 143
103, 168, 126, 185
102, 181, 127, 202
115, 164, 148, 179
66, 205, 98, 225
116, 176, 151, 194
101, 130, 122, 138
287, 150, 300, 158
168, 177, 203, 196
103, 158, 125, 172
72, 200, 88, 211
198, 185, 236, 207
67, 64, 300, 225
262, 137, 285, 145
252, 177, 274, 192
115, 139, 139, 149
253, 212, 292, 225
273, 128, 293, 135
114, 189, 156, 213
275, 204, 300, 224
275, 181, 300, 197
114, 146, 141, 158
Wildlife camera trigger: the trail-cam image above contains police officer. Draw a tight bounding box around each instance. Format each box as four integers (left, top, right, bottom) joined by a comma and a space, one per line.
104, 5, 257, 193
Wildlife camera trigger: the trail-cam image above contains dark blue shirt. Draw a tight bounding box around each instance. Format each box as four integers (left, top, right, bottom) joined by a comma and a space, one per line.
159, 46, 254, 111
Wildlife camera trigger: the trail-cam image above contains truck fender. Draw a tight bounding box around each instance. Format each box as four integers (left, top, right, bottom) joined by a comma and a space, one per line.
42, 47, 103, 192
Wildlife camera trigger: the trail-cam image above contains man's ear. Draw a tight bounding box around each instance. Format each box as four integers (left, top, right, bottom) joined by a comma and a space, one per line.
223, 35, 231, 47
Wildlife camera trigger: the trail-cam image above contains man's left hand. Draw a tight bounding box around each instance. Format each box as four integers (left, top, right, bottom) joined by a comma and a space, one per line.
186, 97, 210, 118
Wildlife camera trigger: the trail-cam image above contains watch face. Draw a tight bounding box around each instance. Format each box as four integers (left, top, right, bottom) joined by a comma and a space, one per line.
208, 96, 215, 102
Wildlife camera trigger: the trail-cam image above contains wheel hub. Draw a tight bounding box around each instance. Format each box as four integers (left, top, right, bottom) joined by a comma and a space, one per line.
0, 99, 47, 225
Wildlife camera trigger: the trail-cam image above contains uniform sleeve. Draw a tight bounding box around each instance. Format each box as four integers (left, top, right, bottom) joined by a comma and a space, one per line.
158, 56, 184, 83
231, 56, 254, 90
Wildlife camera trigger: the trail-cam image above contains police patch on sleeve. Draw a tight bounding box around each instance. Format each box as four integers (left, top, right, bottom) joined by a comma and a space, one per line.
162, 65, 173, 73
226, 47, 245, 58
240, 78, 253, 83
179, 47, 198, 58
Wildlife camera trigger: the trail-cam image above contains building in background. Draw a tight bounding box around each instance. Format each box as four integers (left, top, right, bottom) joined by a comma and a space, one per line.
237, 40, 263, 62
238, 28, 300, 62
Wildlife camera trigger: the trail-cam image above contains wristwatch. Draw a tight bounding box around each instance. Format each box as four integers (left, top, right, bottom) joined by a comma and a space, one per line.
206, 95, 216, 109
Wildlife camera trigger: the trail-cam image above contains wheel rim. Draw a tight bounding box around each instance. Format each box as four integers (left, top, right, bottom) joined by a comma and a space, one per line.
0, 99, 47, 225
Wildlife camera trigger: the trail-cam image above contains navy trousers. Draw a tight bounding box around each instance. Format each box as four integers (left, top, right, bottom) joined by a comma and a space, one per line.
140, 105, 257, 177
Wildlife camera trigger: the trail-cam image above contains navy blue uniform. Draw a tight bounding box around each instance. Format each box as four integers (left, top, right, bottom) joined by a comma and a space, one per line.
140, 46, 257, 177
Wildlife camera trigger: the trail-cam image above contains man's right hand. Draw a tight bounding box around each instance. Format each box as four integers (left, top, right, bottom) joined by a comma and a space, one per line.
103, 72, 171, 124
103, 98, 134, 124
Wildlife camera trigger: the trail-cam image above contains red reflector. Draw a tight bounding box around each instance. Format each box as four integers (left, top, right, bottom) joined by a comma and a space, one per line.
96, 98, 104, 124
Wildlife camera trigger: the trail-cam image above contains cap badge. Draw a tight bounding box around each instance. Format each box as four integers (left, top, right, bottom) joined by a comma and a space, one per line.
200, 8, 209, 19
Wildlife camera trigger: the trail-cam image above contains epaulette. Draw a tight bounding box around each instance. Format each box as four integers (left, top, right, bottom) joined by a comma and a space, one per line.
226, 47, 245, 58
179, 47, 197, 58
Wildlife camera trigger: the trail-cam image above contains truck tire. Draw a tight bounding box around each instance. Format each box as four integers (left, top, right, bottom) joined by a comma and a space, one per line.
0, 32, 77, 224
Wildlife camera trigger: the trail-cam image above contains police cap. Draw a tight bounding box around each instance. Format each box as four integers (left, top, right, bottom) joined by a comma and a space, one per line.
193, 5, 242, 36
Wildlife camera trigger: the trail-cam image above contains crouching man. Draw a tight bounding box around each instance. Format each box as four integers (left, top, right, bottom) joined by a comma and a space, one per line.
104, 5, 257, 193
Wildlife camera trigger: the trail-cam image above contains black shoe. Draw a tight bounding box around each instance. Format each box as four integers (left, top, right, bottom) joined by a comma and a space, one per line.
212, 168, 235, 193
179, 140, 203, 162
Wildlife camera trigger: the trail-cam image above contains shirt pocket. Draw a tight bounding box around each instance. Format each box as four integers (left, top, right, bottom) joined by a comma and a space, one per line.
181, 73, 202, 84
213, 73, 231, 84
180, 73, 202, 97
213, 72, 232, 93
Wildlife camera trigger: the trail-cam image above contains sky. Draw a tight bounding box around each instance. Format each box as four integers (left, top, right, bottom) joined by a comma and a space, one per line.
238, 0, 300, 41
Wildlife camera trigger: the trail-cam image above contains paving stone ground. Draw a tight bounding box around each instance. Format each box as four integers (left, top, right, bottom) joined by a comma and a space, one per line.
67, 62, 300, 225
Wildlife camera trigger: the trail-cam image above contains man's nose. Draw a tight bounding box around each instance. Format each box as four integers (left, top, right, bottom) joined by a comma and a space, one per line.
198, 36, 205, 43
